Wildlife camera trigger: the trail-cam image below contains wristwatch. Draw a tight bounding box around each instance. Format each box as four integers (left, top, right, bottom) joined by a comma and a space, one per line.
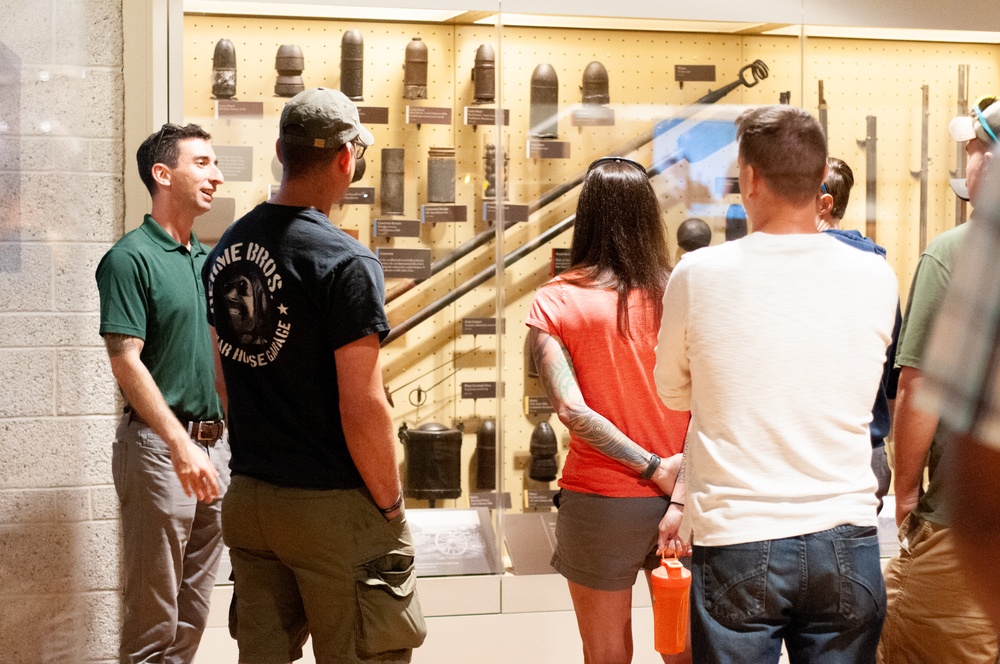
641, 453, 661, 480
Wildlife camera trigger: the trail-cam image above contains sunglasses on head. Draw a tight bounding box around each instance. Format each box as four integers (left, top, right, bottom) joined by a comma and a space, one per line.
151, 123, 184, 161
587, 156, 647, 175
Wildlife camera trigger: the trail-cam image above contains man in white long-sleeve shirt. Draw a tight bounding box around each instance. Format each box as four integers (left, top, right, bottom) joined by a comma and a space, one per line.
654, 105, 898, 664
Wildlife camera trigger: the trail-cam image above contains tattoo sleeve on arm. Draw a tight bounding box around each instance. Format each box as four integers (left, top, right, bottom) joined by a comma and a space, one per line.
529, 326, 652, 474
104, 333, 142, 358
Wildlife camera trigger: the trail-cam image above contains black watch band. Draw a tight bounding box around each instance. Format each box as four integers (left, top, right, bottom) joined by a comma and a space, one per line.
641, 453, 661, 481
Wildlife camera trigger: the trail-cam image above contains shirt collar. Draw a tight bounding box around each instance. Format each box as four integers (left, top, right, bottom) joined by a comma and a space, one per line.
140, 214, 206, 256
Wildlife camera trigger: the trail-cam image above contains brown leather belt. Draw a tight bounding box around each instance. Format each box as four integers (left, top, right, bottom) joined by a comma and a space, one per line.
125, 408, 225, 444
186, 420, 225, 444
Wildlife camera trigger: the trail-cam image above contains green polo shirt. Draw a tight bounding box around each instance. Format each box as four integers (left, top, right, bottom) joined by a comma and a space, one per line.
96, 215, 223, 422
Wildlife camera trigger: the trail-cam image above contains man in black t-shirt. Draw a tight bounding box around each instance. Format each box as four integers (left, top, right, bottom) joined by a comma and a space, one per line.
204, 88, 425, 664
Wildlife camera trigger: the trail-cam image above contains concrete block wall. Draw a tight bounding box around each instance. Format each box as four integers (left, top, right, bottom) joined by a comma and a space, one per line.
0, 1, 125, 662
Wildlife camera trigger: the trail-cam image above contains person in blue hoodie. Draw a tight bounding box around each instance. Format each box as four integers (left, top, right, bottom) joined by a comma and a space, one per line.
817, 157, 901, 513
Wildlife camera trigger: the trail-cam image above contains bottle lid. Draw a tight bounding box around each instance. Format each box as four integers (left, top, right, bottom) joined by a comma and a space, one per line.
663, 558, 684, 578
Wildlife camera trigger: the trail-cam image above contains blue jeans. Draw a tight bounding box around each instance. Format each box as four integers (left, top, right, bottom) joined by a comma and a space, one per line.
691, 525, 885, 664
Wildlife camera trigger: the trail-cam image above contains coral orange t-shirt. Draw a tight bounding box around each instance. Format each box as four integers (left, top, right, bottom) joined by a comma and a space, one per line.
526, 275, 689, 497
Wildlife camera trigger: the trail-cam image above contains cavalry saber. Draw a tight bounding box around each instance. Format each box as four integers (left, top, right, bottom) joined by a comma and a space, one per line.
953, 65, 969, 226
857, 116, 878, 242
818, 80, 828, 147
910, 85, 930, 252
383, 60, 770, 305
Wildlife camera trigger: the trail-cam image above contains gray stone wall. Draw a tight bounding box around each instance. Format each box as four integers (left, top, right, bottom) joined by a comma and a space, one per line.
0, 1, 124, 662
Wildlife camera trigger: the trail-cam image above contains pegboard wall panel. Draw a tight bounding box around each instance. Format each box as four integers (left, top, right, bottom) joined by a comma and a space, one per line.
182, 11, 1000, 515
796, 37, 1000, 304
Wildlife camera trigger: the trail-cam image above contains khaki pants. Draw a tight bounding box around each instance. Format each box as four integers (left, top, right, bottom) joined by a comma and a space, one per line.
878, 514, 999, 664
113, 414, 231, 664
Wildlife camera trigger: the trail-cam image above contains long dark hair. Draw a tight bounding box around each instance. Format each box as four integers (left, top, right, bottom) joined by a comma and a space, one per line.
564, 158, 671, 337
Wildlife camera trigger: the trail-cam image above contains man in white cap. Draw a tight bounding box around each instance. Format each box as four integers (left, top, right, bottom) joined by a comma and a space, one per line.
203, 88, 425, 664
878, 95, 1000, 663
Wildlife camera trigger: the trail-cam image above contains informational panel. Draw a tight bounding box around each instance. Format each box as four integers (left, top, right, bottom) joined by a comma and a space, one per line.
408, 508, 502, 577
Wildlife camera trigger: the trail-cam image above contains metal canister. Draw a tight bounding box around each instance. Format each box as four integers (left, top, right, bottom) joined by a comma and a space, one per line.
274, 44, 304, 97
472, 43, 496, 104
484, 143, 497, 199
581, 61, 609, 105
398, 422, 464, 501
380, 148, 405, 215
403, 37, 428, 100
528, 421, 558, 482
212, 38, 237, 99
340, 30, 364, 101
475, 419, 497, 491
427, 146, 456, 204
529, 63, 559, 139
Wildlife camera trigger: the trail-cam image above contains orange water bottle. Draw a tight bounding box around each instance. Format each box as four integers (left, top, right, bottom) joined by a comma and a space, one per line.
651, 555, 691, 654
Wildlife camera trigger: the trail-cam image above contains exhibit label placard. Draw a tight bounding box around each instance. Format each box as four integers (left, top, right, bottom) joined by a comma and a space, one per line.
527, 140, 571, 159
406, 106, 453, 125
342, 187, 375, 205
376, 248, 432, 279
216, 100, 263, 119
464, 107, 510, 126
422, 204, 467, 223
373, 219, 421, 238
482, 202, 529, 223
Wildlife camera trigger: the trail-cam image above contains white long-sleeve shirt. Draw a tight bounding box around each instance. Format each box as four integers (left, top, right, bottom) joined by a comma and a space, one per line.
654, 232, 898, 547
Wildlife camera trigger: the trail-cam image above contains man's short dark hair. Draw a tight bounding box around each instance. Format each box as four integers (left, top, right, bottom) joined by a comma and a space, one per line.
278, 137, 341, 180
137, 123, 212, 197
735, 106, 827, 205
824, 157, 855, 220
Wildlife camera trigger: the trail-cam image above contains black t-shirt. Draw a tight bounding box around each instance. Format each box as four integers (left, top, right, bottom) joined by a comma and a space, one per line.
203, 203, 390, 489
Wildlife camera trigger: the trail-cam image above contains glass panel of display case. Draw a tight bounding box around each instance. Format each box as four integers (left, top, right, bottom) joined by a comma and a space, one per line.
488, 9, 999, 599
177, 1, 1000, 599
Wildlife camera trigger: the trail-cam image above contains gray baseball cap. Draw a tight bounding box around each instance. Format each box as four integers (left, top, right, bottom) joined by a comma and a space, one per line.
279, 87, 374, 150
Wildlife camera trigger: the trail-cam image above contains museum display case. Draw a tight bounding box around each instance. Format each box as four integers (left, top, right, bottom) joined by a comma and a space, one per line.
144, 2, 1000, 639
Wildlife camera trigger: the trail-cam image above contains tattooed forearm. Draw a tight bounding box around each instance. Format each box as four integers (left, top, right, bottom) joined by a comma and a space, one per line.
104, 333, 143, 358
565, 409, 650, 470
529, 326, 653, 474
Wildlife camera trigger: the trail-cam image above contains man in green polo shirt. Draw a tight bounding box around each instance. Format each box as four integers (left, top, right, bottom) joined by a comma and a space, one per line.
96, 123, 229, 663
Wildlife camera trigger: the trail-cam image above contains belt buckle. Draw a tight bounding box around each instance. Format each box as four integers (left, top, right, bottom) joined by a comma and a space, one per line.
191, 420, 223, 444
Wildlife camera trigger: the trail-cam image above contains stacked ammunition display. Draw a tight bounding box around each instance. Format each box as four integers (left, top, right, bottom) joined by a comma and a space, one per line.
212, 38, 237, 99
381, 148, 406, 215
341, 30, 364, 101
274, 44, 304, 97
403, 37, 428, 100
580, 61, 609, 105
529, 64, 559, 139
427, 146, 456, 204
